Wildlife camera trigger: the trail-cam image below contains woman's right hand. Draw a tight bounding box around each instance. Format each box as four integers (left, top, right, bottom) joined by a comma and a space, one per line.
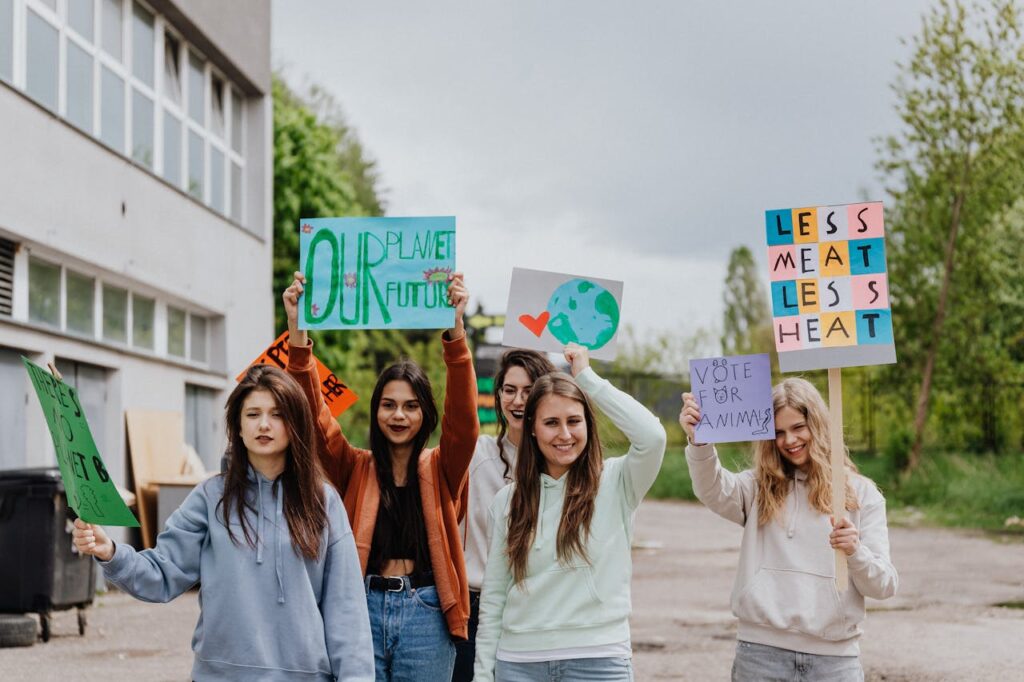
679, 392, 706, 446
72, 518, 114, 562
282, 271, 309, 347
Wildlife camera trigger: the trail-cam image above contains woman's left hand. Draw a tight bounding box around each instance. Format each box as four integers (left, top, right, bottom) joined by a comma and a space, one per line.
447, 272, 468, 337
563, 343, 590, 377
830, 516, 860, 556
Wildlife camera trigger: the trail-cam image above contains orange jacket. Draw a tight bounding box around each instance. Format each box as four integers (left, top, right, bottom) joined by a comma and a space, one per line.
287, 333, 479, 640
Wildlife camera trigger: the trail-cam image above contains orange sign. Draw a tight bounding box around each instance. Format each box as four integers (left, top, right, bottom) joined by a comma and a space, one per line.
237, 332, 358, 418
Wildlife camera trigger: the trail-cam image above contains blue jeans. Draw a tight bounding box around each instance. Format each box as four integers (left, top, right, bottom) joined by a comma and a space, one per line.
732, 641, 863, 682
366, 579, 455, 681
495, 657, 633, 681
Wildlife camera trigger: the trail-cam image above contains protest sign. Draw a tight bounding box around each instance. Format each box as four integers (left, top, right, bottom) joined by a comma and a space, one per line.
502, 267, 624, 361
689, 354, 774, 443
22, 358, 138, 526
299, 216, 456, 330
766, 201, 897, 373
237, 331, 358, 418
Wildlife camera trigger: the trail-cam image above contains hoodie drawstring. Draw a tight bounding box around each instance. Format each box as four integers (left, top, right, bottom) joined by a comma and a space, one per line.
275, 480, 285, 604
787, 478, 799, 539
256, 476, 265, 563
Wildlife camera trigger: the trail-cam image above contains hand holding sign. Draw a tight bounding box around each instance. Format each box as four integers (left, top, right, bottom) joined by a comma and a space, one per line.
678, 392, 705, 446
563, 343, 590, 378
72, 518, 114, 562
446, 271, 468, 337
283, 270, 308, 347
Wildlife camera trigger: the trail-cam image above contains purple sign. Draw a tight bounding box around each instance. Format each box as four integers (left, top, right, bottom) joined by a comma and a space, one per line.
689, 353, 775, 443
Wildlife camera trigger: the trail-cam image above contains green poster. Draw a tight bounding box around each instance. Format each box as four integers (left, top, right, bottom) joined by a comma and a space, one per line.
22, 358, 139, 527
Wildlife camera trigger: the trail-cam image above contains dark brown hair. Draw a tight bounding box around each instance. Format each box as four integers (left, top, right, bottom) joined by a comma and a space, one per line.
507, 372, 603, 585
368, 361, 439, 565
493, 349, 557, 478
221, 365, 327, 560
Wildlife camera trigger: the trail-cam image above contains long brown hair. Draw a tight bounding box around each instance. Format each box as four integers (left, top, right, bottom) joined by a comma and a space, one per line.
221, 365, 327, 559
493, 349, 557, 479
754, 377, 860, 526
507, 373, 603, 586
367, 361, 439, 567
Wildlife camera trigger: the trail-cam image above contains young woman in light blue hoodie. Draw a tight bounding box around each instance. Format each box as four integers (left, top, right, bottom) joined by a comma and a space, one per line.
474, 343, 667, 681
72, 365, 374, 681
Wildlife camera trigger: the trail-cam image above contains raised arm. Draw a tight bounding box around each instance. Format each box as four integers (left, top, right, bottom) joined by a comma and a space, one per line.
437, 272, 480, 497
283, 271, 361, 490
566, 344, 666, 510
473, 491, 513, 682
680, 392, 755, 525
73, 482, 210, 602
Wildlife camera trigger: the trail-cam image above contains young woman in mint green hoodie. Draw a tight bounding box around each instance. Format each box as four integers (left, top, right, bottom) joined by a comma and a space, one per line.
474, 343, 667, 681
680, 377, 898, 682
72, 365, 373, 681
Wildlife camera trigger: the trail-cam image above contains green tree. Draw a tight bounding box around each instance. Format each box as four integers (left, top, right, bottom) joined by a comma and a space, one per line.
879, 0, 1024, 470
273, 75, 446, 445
721, 246, 774, 365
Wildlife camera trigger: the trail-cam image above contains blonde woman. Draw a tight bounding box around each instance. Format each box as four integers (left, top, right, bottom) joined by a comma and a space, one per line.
679, 378, 898, 682
474, 344, 667, 681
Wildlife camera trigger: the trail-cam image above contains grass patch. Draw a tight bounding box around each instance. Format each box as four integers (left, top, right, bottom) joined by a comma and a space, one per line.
994, 601, 1024, 609
644, 438, 1024, 534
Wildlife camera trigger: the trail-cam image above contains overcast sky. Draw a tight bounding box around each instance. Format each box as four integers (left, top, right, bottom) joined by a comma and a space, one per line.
271, 1, 933, 348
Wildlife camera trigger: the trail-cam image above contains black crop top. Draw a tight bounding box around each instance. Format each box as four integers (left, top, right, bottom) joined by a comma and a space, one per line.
367, 485, 431, 577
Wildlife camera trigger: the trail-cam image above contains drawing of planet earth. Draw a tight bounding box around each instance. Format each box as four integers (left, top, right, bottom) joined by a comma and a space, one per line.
546, 279, 620, 350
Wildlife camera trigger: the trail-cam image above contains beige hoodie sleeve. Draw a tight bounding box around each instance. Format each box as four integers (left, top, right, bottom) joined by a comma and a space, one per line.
847, 479, 899, 600
685, 443, 756, 526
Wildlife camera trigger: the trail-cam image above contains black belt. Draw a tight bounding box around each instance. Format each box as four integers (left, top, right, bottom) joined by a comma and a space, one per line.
367, 573, 434, 591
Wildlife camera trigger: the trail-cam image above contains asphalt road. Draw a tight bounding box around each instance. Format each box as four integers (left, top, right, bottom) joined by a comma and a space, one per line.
2, 500, 1022, 681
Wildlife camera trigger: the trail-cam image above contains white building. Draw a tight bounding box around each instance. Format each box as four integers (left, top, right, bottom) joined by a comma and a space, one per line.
0, 0, 273, 507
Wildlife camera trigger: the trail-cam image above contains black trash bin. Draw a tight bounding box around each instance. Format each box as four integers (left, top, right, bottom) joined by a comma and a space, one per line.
0, 467, 96, 642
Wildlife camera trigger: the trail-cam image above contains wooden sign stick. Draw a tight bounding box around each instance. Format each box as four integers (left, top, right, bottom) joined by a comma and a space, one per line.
828, 367, 849, 591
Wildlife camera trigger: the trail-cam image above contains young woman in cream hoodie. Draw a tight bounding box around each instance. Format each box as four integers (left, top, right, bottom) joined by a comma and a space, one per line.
679, 377, 898, 682
475, 344, 666, 681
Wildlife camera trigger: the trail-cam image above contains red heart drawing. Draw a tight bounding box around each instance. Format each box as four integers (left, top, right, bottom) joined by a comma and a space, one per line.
518, 311, 550, 337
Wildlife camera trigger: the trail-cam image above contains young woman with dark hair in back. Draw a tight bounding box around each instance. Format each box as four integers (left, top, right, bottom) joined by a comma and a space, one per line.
474, 344, 666, 681
452, 349, 557, 681
283, 271, 479, 681
73, 365, 373, 681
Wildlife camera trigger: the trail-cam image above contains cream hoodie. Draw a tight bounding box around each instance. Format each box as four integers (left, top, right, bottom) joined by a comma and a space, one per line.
686, 444, 898, 656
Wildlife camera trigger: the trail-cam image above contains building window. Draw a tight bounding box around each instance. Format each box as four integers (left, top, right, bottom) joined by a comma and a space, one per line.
188, 129, 204, 200
66, 40, 95, 132
167, 305, 186, 357
189, 313, 207, 362
185, 383, 219, 470
25, 9, 59, 112
130, 2, 153, 86
6, 0, 247, 223
187, 51, 204, 124
102, 283, 128, 343
100, 66, 125, 152
163, 111, 181, 185
132, 89, 154, 167
28, 257, 61, 327
68, 0, 94, 42
101, 0, 122, 60
1, 0, 15, 84
65, 270, 96, 336
132, 293, 154, 349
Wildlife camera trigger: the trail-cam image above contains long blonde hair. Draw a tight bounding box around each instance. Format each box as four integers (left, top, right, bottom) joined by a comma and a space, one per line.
754, 378, 860, 526
506, 373, 603, 586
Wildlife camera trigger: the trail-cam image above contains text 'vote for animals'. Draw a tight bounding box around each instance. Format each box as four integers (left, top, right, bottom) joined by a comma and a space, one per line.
502, 267, 624, 361
689, 354, 774, 444
22, 358, 138, 526
238, 331, 358, 418
766, 201, 897, 373
300, 216, 457, 330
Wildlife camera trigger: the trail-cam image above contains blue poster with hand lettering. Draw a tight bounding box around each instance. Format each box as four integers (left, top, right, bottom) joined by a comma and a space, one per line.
299, 217, 457, 330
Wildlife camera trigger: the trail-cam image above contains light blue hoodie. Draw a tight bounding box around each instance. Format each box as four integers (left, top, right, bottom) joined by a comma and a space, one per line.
101, 469, 373, 681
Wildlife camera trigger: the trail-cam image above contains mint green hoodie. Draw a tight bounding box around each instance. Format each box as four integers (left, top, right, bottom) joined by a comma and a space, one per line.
474, 368, 667, 680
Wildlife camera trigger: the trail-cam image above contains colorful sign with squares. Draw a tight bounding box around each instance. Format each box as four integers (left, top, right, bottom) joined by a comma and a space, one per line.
765, 201, 897, 372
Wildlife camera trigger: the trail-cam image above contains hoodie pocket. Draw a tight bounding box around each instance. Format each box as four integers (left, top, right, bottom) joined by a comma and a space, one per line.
502, 563, 605, 633
733, 568, 849, 641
